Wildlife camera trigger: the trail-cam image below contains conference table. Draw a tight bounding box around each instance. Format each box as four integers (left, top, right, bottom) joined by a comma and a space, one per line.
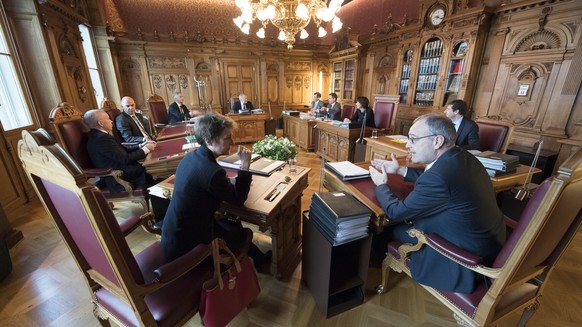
142, 137, 191, 179
324, 160, 540, 233
155, 123, 190, 141
149, 165, 310, 280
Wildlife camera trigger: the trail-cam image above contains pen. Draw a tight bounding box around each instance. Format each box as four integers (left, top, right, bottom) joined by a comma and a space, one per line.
268, 191, 280, 202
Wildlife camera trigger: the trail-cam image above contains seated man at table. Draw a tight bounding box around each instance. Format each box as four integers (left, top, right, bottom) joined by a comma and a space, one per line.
161, 113, 271, 271
84, 109, 156, 192
167, 91, 201, 124
116, 96, 155, 143
444, 99, 479, 150
369, 113, 505, 293
322, 92, 341, 120
231, 93, 254, 114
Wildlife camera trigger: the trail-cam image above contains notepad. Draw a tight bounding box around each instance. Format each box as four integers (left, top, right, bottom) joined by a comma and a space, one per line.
325, 161, 370, 181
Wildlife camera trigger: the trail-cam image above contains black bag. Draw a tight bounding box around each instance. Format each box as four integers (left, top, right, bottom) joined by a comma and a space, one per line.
0, 237, 12, 282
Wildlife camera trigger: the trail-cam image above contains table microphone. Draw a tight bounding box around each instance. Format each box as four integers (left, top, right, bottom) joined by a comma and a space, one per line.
356, 110, 367, 143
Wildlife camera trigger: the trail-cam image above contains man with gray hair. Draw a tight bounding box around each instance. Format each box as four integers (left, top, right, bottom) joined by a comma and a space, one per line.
84, 109, 155, 192
231, 93, 254, 113
167, 91, 201, 124
369, 113, 505, 293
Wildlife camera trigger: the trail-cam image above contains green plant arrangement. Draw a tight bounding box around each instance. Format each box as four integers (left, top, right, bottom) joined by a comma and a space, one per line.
252, 135, 298, 162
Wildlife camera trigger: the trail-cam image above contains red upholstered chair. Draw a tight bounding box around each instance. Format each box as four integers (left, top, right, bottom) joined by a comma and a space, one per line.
49, 102, 149, 217
476, 119, 514, 153
18, 129, 216, 326
147, 94, 169, 127
376, 148, 582, 327
373, 95, 399, 135
341, 104, 355, 121
100, 97, 127, 145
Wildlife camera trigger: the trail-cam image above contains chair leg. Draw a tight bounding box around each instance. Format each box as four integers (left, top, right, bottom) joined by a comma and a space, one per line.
517, 299, 540, 327
93, 304, 112, 327
376, 255, 392, 294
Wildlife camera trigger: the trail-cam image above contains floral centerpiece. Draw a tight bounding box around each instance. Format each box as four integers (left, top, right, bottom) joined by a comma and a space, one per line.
252, 135, 298, 162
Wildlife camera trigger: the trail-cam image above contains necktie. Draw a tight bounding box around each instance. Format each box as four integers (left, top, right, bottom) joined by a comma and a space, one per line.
131, 115, 151, 141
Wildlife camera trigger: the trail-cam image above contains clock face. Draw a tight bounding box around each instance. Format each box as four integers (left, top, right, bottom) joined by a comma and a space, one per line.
429, 7, 445, 27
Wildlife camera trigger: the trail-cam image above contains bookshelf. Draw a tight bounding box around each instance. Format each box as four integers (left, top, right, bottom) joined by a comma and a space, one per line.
414, 37, 443, 106
331, 56, 358, 103
399, 50, 413, 104
443, 40, 468, 106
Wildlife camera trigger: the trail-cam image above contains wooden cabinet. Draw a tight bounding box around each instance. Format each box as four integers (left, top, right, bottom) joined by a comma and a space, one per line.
413, 38, 443, 107
302, 214, 371, 318
330, 47, 359, 103
398, 50, 413, 104
228, 113, 266, 144
283, 115, 316, 151
316, 121, 372, 162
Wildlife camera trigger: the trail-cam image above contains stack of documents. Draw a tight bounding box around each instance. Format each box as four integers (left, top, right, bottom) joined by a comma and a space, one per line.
309, 191, 371, 246
325, 161, 370, 181
469, 150, 520, 177
218, 153, 285, 176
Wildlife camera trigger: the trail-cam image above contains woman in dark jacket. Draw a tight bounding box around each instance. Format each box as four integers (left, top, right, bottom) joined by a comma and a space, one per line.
350, 96, 375, 127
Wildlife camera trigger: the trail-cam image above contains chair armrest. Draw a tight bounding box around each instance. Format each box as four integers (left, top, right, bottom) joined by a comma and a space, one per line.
84, 168, 114, 177
140, 212, 162, 235
425, 233, 483, 267
153, 243, 211, 283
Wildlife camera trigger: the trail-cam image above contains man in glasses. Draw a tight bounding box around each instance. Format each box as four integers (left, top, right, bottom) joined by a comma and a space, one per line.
369, 114, 505, 294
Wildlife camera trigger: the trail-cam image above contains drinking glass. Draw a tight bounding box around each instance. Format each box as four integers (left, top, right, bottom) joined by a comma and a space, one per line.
288, 156, 297, 174
371, 129, 379, 139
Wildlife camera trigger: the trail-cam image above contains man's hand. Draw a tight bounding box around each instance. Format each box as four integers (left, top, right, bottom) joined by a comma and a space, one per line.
144, 142, 156, 152
237, 145, 252, 171
369, 166, 388, 186
371, 153, 400, 175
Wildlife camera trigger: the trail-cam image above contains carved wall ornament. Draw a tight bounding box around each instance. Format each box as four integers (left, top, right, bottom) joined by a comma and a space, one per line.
377, 54, 395, 69
194, 31, 205, 43
121, 59, 140, 71
169, 31, 175, 41
317, 63, 329, 74
165, 75, 177, 91
294, 76, 302, 90
72, 66, 87, 102
152, 75, 163, 89
183, 30, 190, 42
148, 57, 187, 69
136, 28, 144, 41
286, 62, 311, 71
179, 75, 189, 89
304, 76, 311, 89
267, 63, 279, 74
539, 7, 551, 31
153, 30, 159, 42
286, 77, 293, 88
195, 61, 211, 71
514, 30, 561, 53
58, 35, 77, 58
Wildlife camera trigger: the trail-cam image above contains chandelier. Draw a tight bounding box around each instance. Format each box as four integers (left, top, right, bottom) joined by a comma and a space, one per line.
233, 0, 344, 49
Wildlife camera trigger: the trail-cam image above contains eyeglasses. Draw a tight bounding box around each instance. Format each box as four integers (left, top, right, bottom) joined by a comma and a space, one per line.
408, 134, 437, 144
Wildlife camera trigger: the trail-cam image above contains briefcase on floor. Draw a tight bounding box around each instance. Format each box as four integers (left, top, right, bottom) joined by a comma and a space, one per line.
0, 237, 12, 282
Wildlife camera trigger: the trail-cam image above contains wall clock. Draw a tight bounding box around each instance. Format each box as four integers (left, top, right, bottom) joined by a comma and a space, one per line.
427, 4, 446, 28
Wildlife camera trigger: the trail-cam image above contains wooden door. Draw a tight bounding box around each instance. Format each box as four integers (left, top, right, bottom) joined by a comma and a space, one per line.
224, 61, 256, 108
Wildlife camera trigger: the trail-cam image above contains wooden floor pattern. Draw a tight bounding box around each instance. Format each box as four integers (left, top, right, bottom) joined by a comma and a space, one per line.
1, 144, 581, 326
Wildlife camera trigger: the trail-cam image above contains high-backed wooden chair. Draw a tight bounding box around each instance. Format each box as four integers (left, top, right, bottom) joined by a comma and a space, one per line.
377, 148, 582, 327
18, 129, 215, 326
476, 119, 514, 153
341, 104, 355, 121
49, 102, 148, 214
230, 96, 240, 112
373, 95, 399, 135
147, 94, 168, 127
100, 97, 127, 144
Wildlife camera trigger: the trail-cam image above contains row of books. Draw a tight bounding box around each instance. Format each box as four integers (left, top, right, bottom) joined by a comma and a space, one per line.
217, 153, 286, 176
469, 150, 520, 177
309, 191, 371, 246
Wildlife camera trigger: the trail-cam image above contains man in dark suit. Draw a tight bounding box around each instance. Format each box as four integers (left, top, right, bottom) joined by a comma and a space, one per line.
116, 96, 155, 143
444, 99, 479, 150
161, 113, 271, 270
167, 91, 201, 124
322, 92, 341, 120
84, 109, 155, 192
369, 114, 505, 293
310, 92, 324, 116
231, 93, 254, 113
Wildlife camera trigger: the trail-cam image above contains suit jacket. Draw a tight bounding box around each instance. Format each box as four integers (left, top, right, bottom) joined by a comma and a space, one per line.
351, 107, 376, 127
375, 147, 505, 293
115, 112, 152, 143
161, 145, 252, 260
86, 129, 148, 192
167, 102, 191, 124
231, 100, 254, 113
326, 102, 341, 121
311, 100, 324, 110
456, 117, 480, 150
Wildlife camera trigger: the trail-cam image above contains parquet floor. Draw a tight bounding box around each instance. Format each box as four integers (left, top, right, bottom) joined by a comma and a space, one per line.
1, 139, 581, 326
